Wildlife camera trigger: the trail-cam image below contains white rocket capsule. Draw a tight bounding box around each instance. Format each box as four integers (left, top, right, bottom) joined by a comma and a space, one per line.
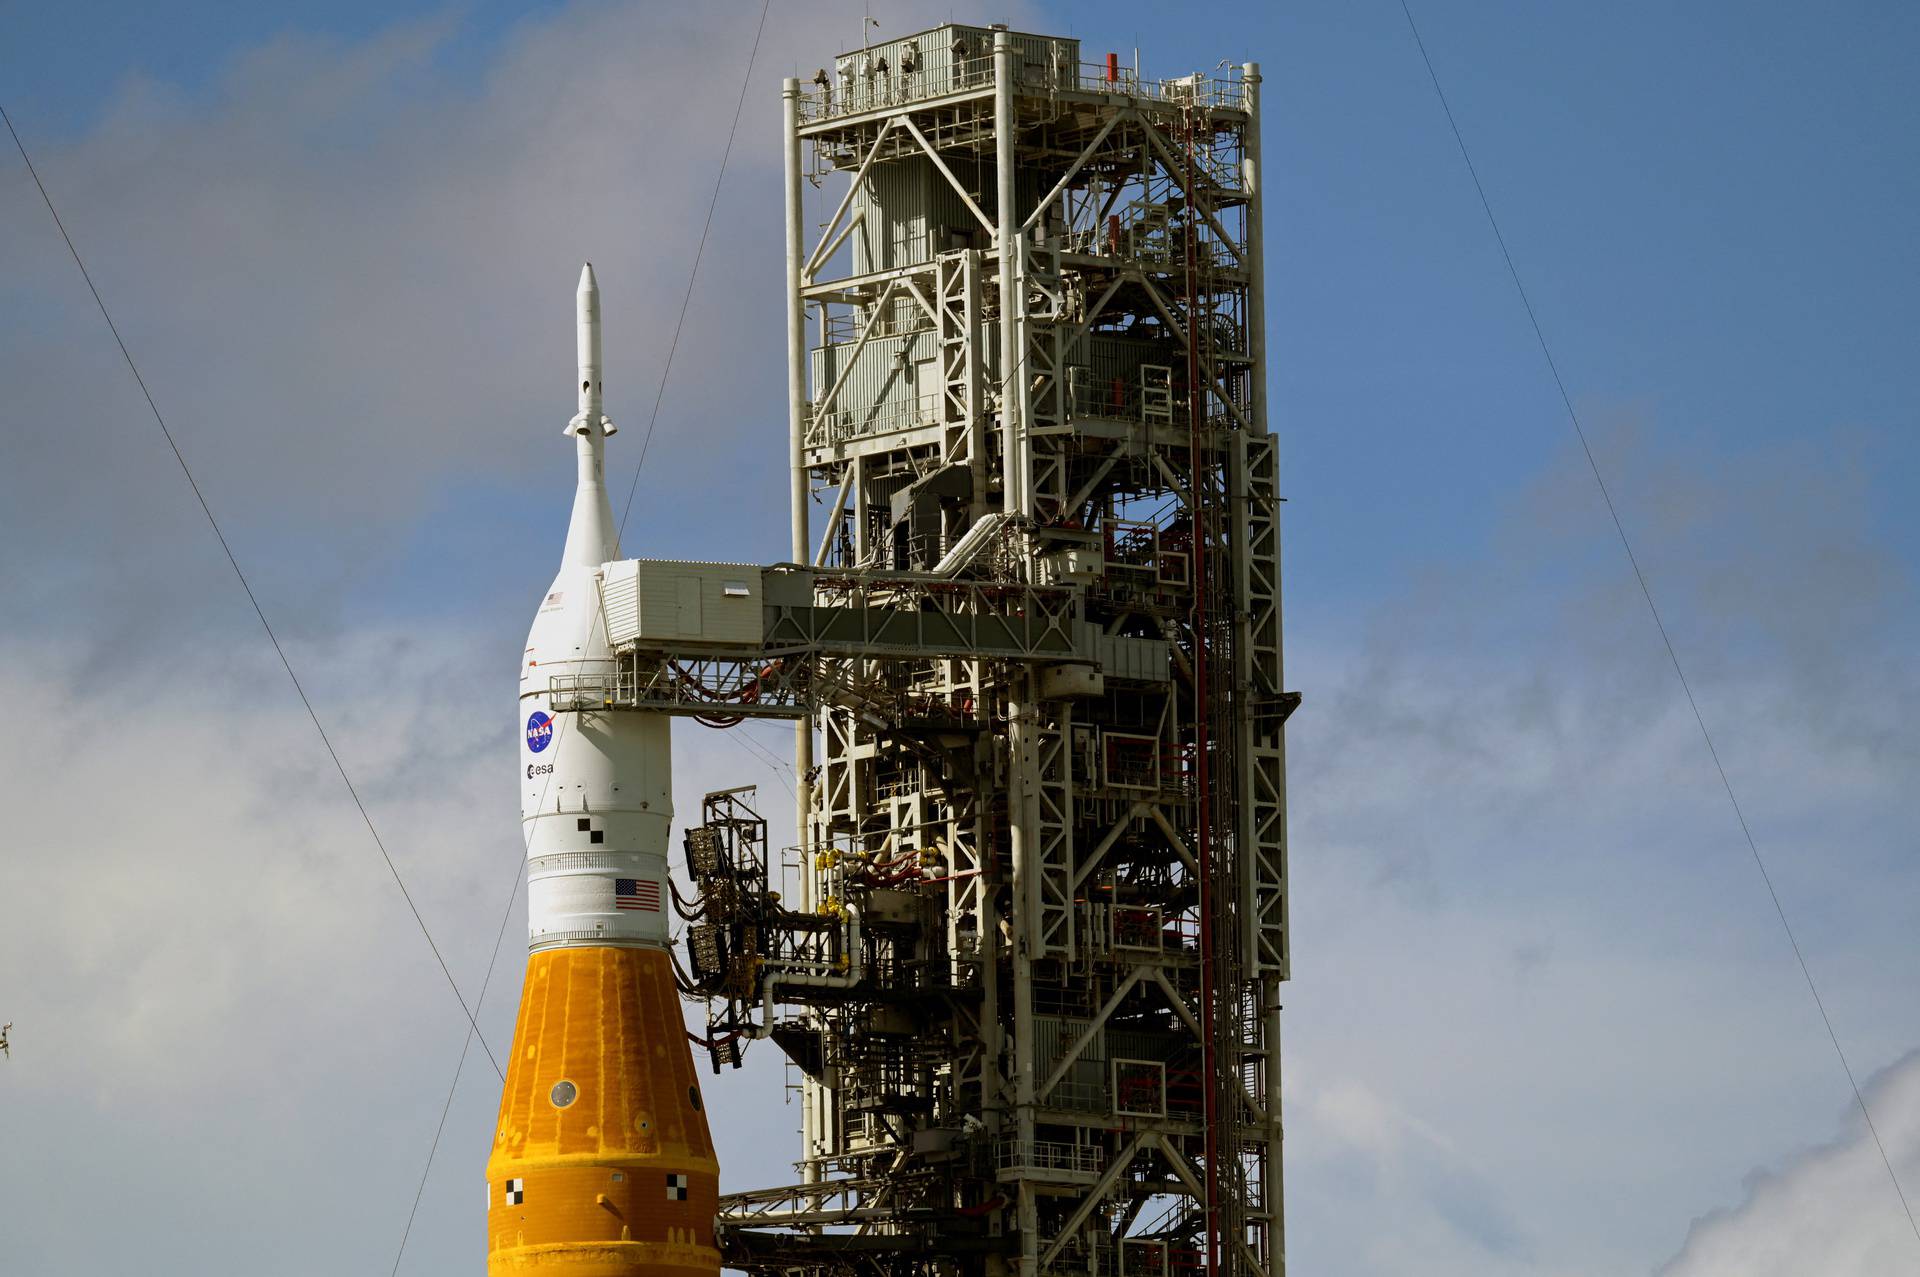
520, 261, 667, 950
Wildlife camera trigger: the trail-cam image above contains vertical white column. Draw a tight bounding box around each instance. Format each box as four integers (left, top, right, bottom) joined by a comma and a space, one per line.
783, 77, 813, 880
993, 30, 1025, 517
1246, 69, 1284, 1269
783, 75, 825, 1185
1006, 690, 1041, 1277
993, 38, 1039, 1274
1266, 987, 1286, 1277
1242, 63, 1269, 438
785, 82, 809, 567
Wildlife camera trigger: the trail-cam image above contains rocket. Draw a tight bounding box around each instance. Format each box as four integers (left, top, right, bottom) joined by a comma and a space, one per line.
486, 264, 720, 1276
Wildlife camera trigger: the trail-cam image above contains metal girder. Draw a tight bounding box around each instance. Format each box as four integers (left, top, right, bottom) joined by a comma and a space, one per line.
813, 469, 854, 566
806, 120, 896, 280
815, 277, 904, 419
1037, 968, 1145, 1100
898, 113, 997, 234
744, 33, 1282, 1277
718, 1177, 897, 1227
1129, 269, 1255, 435
1020, 109, 1126, 233
806, 206, 865, 286
1037, 1132, 1152, 1268
763, 595, 1076, 663
1147, 803, 1199, 874
1133, 113, 1247, 266
1072, 800, 1148, 890
801, 260, 937, 303
796, 83, 994, 138
570, 565, 1090, 725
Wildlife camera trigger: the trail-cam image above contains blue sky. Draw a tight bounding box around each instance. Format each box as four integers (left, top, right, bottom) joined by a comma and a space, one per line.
12, 1, 1917, 624
2, 3, 1917, 1275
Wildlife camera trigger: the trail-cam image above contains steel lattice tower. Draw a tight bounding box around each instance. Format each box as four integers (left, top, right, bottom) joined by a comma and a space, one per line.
663, 23, 1292, 1277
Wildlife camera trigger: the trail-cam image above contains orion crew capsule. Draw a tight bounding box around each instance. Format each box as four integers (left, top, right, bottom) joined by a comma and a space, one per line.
486, 264, 720, 1277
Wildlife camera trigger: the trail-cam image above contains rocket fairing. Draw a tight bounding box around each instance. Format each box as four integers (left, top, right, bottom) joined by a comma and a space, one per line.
487, 265, 720, 1277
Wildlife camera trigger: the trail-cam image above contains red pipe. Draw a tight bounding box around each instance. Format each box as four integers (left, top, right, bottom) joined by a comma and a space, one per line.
1183, 109, 1222, 1277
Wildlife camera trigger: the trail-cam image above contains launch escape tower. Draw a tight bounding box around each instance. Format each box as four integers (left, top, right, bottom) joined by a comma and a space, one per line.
562, 23, 1292, 1277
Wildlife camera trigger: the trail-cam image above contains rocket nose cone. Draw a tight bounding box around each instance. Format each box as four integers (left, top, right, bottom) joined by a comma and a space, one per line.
578, 261, 598, 293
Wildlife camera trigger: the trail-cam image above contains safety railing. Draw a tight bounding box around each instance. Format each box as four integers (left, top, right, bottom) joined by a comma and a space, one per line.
804, 391, 945, 449
1058, 220, 1244, 270
797, 55, 1245, 125
822, 305, 934, 346
1071, 62, 1245, 111
1041, 1078, 1110, 1113
997, 1138, 1104, 1178
798, 55, 998, 122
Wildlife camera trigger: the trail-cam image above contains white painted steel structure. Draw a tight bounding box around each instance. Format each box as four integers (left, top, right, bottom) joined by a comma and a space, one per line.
736, 24, 1287, 1277
569, 24, 1294, 1277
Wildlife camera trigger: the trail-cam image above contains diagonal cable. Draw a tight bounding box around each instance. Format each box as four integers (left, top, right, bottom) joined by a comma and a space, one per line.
2, 103, 504, 1083
618, 0, 774, 536
1396, 1, 1920, 1248
389, 801, 532, 1274
389, 707, 576, 1271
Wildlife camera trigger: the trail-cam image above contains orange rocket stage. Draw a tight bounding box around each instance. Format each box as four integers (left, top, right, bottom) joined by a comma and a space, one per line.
486, 946, 719, 1276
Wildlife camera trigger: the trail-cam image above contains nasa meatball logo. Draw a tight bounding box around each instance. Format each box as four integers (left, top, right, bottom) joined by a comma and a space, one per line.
526, 711, 555, 754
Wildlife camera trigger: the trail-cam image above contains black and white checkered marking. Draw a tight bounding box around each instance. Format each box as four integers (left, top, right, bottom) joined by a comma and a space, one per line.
577, 816, 604, 845
666, 1172, 689, 1201
504, 1178, 525, 1206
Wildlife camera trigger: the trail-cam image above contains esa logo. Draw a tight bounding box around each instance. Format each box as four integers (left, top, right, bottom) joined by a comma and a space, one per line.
528, 762, 554, 779
526, 711, 554, 753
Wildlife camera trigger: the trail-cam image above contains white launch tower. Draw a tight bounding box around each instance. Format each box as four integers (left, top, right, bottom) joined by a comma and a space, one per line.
544, 24, 1292, 1277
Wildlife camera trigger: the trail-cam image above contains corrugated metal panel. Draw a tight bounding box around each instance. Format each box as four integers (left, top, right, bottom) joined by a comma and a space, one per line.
1101, 633, 1171, 683
1107, 1029, 1186, 1064
1035, 1014, 1108, 1112
849, 154, 1059, 275
812, 329, 941, 443
854, 156, 986, 273
828, 26, 1079, 99
1037, 1016, 1107, 1064
1071, 622, 1171, 681
600, 561, 763, 648
810, 328, 1189, 444
600, 562, 639, 640
1084, 336, 1178, 387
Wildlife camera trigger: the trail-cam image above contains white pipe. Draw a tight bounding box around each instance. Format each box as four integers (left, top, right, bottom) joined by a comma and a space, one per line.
930, 511, 1006, 577
753, 904, 864, 1037
1242, 62, 1268, 437
784, 76, 817, 929
993, 31, 1023, 517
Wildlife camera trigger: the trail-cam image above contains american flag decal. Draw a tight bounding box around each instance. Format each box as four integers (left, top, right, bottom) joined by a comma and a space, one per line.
615, 878, 661, 912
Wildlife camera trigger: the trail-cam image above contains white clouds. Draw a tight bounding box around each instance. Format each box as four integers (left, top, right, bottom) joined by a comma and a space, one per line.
1276, 424, 1920, 1275
0, 628, 493, 1098
0, 637, 493, 1272
0, 3, 1915, 1275
0, 617, 800, 1272
1659, 1052, 1920, 1276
